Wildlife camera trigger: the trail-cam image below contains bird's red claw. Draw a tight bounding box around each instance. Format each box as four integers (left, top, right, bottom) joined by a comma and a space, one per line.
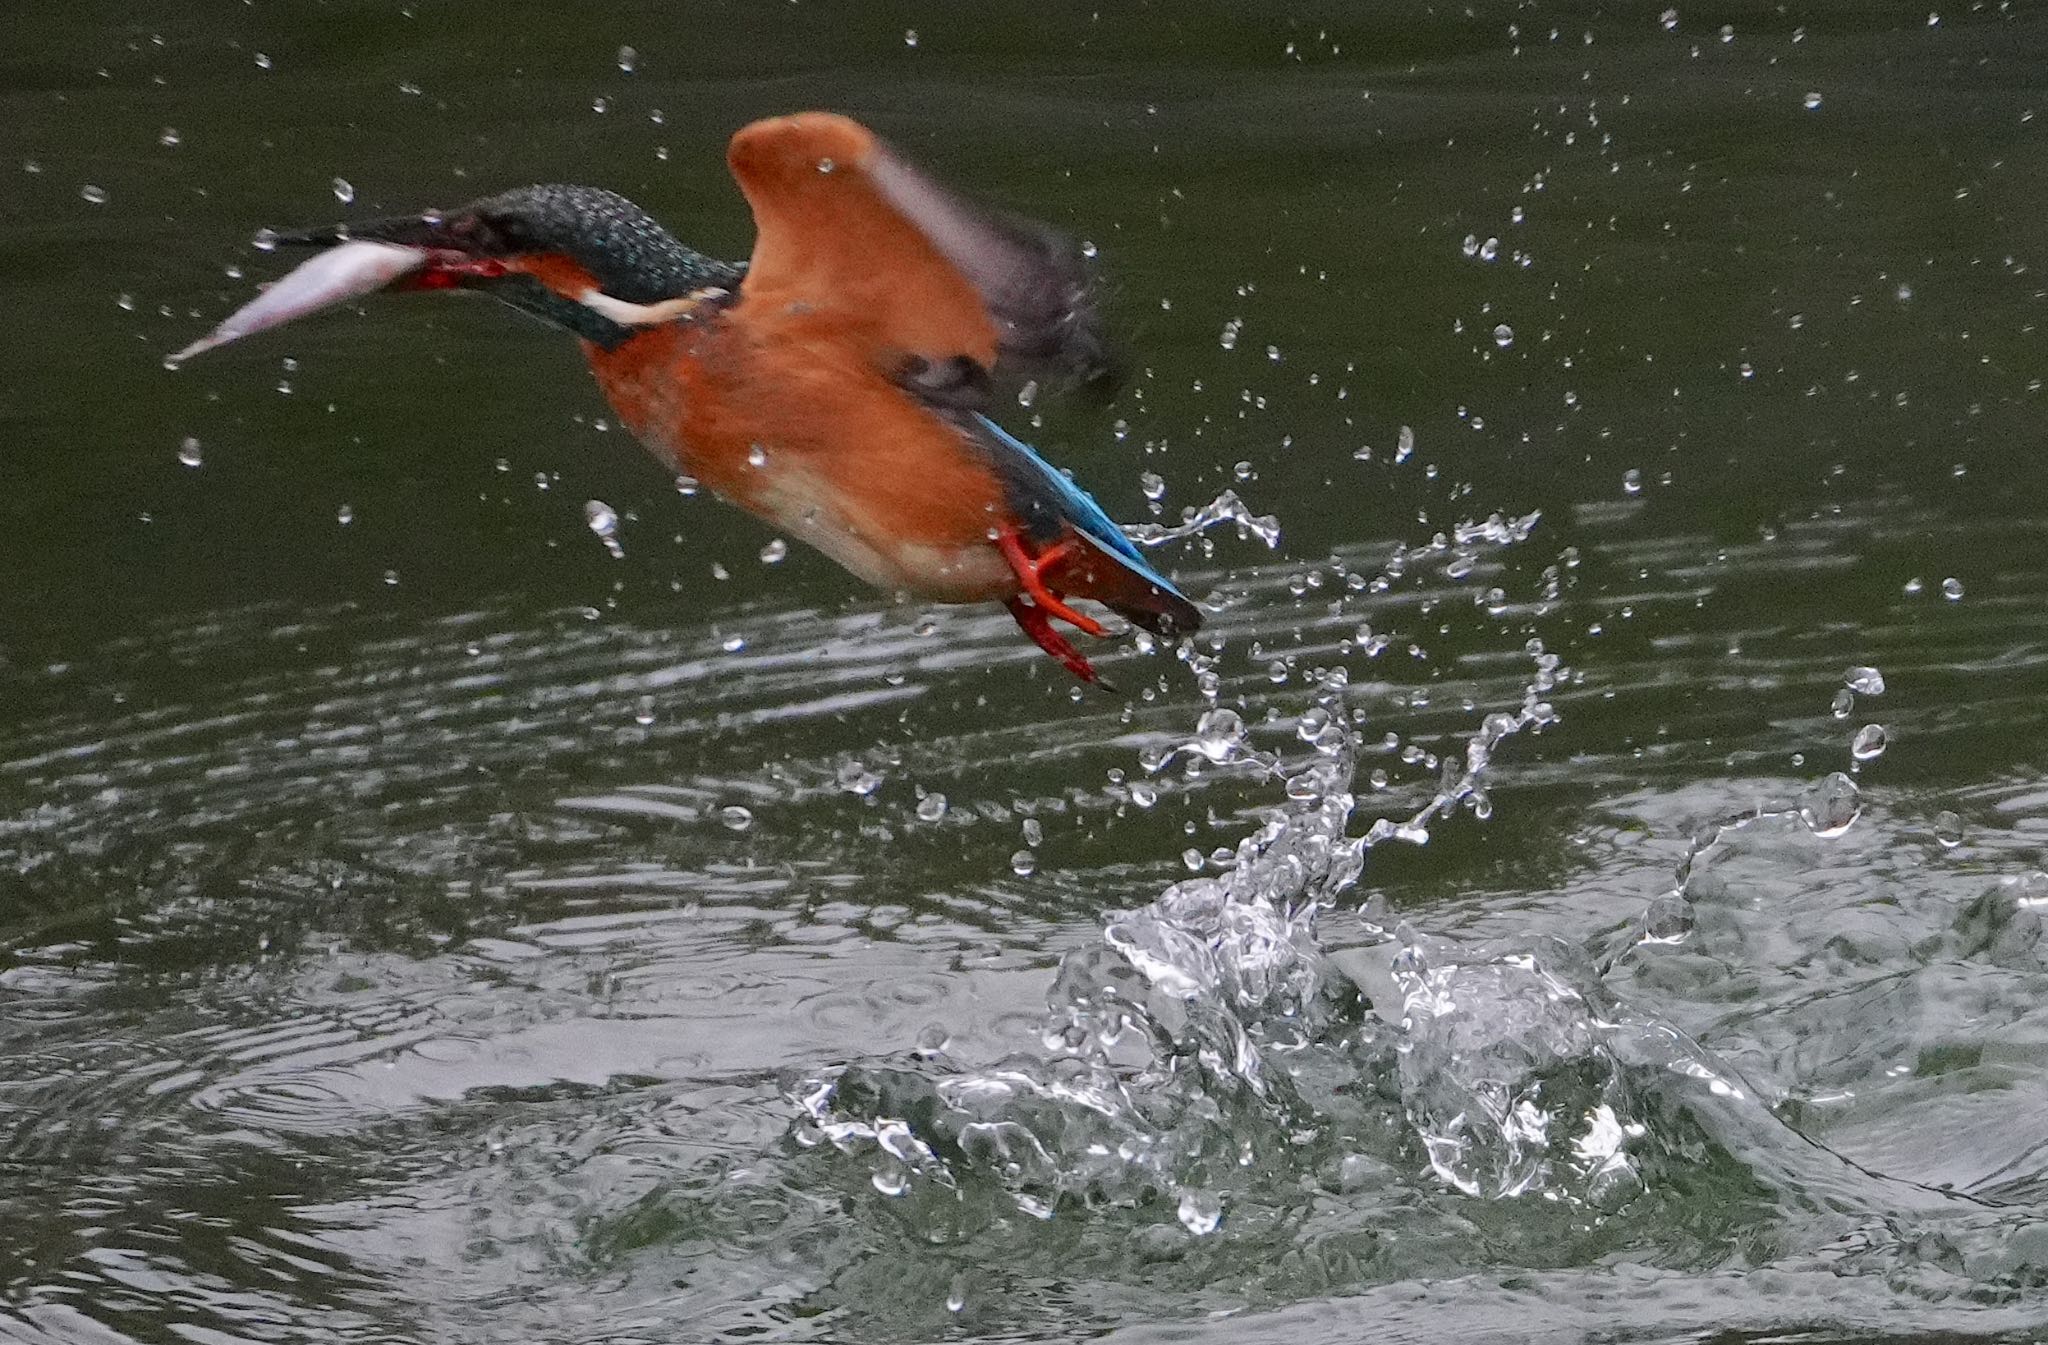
996, 528, 1108, 638
1005, 596, 1104, 686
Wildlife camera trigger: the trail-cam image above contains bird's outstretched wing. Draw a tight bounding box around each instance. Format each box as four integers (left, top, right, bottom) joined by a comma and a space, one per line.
726, 112, 1115, 397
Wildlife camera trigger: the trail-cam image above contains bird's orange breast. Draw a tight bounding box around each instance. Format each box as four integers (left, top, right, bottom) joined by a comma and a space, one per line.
583, 311, 1018, 602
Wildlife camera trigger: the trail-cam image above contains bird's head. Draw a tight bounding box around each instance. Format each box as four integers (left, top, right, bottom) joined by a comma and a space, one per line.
169, 184, 742, 365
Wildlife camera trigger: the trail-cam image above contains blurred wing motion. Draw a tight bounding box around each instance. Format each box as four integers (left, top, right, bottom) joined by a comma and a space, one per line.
166, 241, 427, 365
965, 412, 1201, 639
727, 113, 1115, 395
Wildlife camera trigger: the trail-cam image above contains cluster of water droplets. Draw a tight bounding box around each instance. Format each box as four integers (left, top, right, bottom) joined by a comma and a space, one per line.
791, 521, 1674, 1237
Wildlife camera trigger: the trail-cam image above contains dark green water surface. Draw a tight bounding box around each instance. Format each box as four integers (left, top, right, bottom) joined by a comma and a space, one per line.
9, 4, 2048, 1342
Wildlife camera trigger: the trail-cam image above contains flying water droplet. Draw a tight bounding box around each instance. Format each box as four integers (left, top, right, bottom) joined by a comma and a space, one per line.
253, 51, 272, 69
1176, 1189, 1222, 1235
332, 177, 355, 204
1010, 849, 1037, 877
79, 184, 108, 205
1660, 8, 1679, 30
251, 227, 279, 252
759, 538, 788, 564
916, 792, 948, 822
1934, 810, 1964, 848
1800, 771, 1862, 837
158, 126, 181, 147
720, 805, 753, 831
1492, 323, 1514, 347
945, 1275, 966, 1314
747, 444, 768, 468
1395, 425, 1416, 463
1140, 471, 1167, 501
634, 694, 656, 726
616, 45, 638, 72
176, 436, 202, 468
1845, 665, 1886, 695
1941, 577, 1964, 601
1851, 723, 1887, 761
903, 28, 919, 46
1830, 688, 1854, 719
1803, 91, 1823, 110
336, 503, 354, 525
1621, 468, 1643, 495
584, 499, 625, 558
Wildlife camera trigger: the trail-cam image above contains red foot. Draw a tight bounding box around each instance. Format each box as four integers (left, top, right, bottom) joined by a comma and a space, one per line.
1006, 596, 1102, 685
996, 528, 1106, 637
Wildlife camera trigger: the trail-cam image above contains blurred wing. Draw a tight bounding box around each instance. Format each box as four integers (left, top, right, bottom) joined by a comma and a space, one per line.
963, 413, 1201, 638
727, 112, 1114, 392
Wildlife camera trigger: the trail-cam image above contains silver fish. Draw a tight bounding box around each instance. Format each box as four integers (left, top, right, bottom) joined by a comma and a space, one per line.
166, 240, 426, 365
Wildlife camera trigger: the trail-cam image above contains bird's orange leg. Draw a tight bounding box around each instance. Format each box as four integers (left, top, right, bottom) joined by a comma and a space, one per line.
1006, 596, 1101, 685
995, 528, 1107, 637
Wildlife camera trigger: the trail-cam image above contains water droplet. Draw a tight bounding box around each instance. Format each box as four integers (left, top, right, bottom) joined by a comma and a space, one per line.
616, 44, 638, 72
1192, 707, 1248, 763
1477, 236, 1501, 262
1830, 688, 1854, 719
176, 435, 202, 468
1010, 849, 1037, 877
1803, 91, 1823, 110
1492, 323, 1514, 347
720, 633, 746, 653
837, 760, 883, 796
1896, 282, 1914, 303
815, 156, 835, 174
1176, 1189, 1222, 1235
1021, 818, 1043, 847
253, 51, 272, 69
916, 792, 948, 822
251, 227, 279, 252
720, 805, 753, 831
633, 694, 656, 726
79, 184, 108, 205
1017, 380, 1039, 408
945, 1274, 966, 1314
1845, 665, 1885, 695
1851, 723, 1887, 761
1800, 771, 1862, 837
332, 177, 354, 204
1218, 318, 1241, 351
584, 499, 625, 558
759, 538, 788, 564
336, 503, 354, 525
158, 126, 181, 147
1140, 471, 1167, 501
1395, 425, 1416, 463
1621, 468, 1643, 495
591, 95, 609, 114
1080, 239, 1098, 258
903, 28, 919, 47
1934, 810, 1964, 848
870, 1159, 908, 1196
1660, 8, 1679, 30
382, 569, 400, 586
747, 444, 768, 468
1941, 576, 1965, 601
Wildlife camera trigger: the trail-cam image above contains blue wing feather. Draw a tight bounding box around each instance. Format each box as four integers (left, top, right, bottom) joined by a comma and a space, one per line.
970, 413, 1189, 601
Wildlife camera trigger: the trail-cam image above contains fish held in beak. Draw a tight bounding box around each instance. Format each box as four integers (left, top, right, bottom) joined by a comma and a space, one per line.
165, 240, 428, 366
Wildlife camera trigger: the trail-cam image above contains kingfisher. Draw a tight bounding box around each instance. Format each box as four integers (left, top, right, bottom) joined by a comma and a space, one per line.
169, 111, 1201, 685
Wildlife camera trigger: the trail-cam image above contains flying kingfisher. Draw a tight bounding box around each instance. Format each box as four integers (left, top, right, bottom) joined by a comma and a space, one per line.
170, 112, 1201, 685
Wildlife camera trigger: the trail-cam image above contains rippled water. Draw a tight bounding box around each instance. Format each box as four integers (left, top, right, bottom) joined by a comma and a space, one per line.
12, 4, 2048, 1343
